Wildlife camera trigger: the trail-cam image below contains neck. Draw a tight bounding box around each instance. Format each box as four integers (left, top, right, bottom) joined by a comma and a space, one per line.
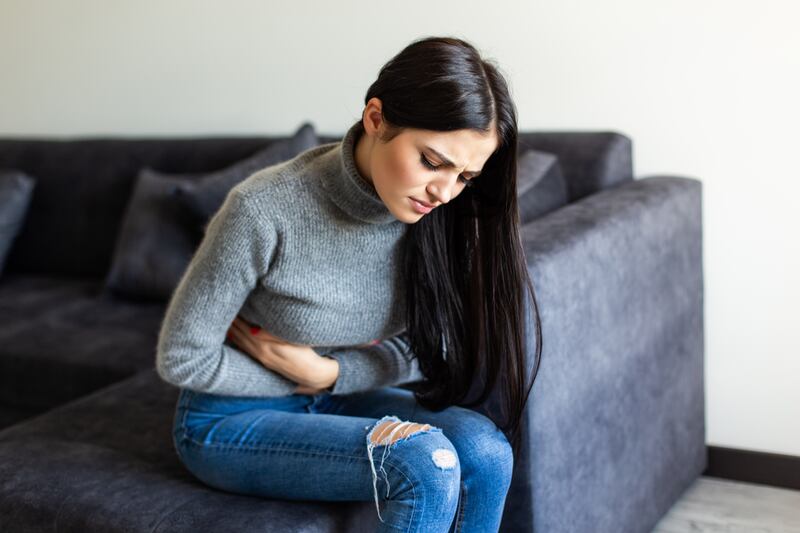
318, 121, 398, 225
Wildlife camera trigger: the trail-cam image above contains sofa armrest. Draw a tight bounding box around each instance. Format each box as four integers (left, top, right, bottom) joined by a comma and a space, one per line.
501, 176, 706, 533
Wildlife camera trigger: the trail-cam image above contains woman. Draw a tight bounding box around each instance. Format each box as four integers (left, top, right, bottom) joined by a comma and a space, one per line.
156, 35, 542, 533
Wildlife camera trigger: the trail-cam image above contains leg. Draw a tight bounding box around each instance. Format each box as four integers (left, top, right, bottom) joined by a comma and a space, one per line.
171, 388, 460, 532
365, 415, 460, 527
317, 387, 515, 533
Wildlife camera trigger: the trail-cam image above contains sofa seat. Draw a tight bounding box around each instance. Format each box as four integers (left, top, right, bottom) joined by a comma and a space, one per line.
0, 273, 166, 412
0, 368, 378, 532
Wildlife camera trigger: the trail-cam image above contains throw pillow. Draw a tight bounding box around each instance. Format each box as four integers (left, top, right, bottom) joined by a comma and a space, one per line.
516, 149, 569, 225
0, 170, 37, 276
104, 122, 319, 302
174, 121, 318, 223
104, 168, 202, 302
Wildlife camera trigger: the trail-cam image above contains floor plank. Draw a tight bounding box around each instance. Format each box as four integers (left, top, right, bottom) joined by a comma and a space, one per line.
653, 476, 800, 532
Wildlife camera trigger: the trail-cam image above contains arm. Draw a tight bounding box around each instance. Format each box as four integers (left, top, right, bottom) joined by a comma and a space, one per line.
315, 331, 425, 395
155, 188, 298, 396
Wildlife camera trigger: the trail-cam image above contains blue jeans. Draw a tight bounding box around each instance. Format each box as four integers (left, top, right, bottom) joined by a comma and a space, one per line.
172, 385, 514, 532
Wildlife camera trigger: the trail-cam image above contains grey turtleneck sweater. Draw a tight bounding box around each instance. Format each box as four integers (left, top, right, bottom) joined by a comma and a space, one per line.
155, 121, 424, 397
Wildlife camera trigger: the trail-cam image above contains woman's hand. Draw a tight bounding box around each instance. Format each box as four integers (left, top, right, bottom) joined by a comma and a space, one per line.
226, 316, 339, 393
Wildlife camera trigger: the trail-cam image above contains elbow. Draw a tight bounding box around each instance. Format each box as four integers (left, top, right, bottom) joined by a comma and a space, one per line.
155, 348, 206, 390
155, 338, 220, 393
155, 345, 183, 387
155, 336, 200, 389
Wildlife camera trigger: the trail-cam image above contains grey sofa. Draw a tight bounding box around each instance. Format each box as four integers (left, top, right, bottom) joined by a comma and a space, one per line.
0, 128, 706, 532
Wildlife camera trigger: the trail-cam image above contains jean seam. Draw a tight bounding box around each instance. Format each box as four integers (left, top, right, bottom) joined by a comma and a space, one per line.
177, 434, 368, 459
454, 480, 467, 532
172, 395, 192, 450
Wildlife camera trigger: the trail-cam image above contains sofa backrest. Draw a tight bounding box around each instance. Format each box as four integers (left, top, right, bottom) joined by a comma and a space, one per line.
517, 131, 633, 202
0, 136, 288, 279
0, 130, 632, 279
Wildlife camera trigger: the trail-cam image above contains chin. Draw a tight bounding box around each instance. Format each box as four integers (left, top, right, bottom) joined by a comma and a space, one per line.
396, 212, 420, 224
389, 205, 420, 224
384, 197, 424, 224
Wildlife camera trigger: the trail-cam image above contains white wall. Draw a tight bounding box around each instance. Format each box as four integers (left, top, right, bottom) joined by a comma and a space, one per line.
1, 0, 797, 456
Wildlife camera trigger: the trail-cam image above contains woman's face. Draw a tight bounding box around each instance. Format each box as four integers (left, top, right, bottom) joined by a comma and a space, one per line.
354, 99, 500, 224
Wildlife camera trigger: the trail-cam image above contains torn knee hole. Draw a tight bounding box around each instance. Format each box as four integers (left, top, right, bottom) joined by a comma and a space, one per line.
369, 420, 433, 446
365, 417, 441, 524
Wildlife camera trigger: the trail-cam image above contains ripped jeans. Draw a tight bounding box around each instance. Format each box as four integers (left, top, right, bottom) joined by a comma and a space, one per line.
172, 385, 514, 533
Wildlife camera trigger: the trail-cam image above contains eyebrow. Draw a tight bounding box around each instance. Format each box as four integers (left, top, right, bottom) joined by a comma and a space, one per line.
424, 146, 482, 176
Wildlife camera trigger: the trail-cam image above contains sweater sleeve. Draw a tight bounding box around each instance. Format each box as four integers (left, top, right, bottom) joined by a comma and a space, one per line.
155, 189, 298, 396
316, 331, 425, 395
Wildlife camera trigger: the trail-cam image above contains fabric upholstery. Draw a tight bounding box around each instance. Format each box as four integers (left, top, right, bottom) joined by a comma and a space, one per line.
104, 122, 317, 302
516, 149, 569, 224
503, 176, 706, 532
0, 274, 165, 410
0, 129, 318, 278
0, 369, 379, 533
0, 170, 36, 276
516, 131, 634, 202
103, 168, 202, 302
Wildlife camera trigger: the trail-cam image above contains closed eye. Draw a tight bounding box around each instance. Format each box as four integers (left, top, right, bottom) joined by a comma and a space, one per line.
420, 154, 475, 187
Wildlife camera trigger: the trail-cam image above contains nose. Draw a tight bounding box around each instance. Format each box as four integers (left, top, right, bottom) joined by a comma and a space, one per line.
426, 172, 460, 205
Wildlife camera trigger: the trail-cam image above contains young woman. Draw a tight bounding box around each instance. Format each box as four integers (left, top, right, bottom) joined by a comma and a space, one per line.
156, 35, 542, 533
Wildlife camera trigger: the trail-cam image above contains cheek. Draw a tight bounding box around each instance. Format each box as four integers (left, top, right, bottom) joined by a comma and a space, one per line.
377, 152, 423, 190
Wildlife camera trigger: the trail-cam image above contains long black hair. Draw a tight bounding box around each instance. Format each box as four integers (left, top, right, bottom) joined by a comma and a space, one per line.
355, 36, 543, 458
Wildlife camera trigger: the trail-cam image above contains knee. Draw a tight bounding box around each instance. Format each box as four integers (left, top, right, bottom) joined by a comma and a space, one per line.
485, 429, 514, 486
367, 416, 460, 473
368, 419, 459, 473
365, 416, 461, 524
459, 417, 515, 488
369, 419, 434, 446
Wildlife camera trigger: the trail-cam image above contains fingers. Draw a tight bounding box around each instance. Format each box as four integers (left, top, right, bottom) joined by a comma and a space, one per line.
231, 316, 260, 335
233, 316, 283, 339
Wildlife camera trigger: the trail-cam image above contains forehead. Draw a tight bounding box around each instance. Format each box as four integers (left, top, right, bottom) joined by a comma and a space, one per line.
401, 127, 500, 170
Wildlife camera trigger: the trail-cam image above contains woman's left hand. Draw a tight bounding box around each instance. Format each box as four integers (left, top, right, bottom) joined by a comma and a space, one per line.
227, 316, 339, 391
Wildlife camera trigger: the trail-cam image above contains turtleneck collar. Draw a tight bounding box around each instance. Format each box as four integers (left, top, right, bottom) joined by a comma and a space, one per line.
321, 121, 399, 225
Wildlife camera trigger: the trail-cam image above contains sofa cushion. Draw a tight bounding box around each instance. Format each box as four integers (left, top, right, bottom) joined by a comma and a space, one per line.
0, 369, 378, 532
516, 149, 569, 224
174, 122, 318, 223
103, 168, 202, 302
0, 403, 46, 432
0, 170, 36, 276
0, 273, 165, 410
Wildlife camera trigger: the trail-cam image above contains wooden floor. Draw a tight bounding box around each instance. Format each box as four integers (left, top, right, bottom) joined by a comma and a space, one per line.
653, 476, 800, 532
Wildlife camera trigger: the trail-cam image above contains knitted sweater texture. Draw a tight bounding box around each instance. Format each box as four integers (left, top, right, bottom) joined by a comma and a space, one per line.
155, 121, 423, 396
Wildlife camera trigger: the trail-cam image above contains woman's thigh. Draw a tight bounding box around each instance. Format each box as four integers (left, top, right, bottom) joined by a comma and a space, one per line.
171, 388, 461, 509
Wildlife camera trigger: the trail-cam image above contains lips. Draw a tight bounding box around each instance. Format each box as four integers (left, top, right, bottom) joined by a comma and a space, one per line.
409, 197, 433, 214
410, 197, 435, 208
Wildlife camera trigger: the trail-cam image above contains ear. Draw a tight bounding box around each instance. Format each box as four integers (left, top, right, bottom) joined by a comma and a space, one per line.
363, 97, 384, 136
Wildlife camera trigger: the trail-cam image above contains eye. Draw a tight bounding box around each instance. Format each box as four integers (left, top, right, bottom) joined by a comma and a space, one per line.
459, 175, 476, 187
420, 154, 475, 188
420, 154, 439, 171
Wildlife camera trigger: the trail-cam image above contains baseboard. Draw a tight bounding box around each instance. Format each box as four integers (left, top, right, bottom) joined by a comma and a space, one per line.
703, 445, 800, 491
